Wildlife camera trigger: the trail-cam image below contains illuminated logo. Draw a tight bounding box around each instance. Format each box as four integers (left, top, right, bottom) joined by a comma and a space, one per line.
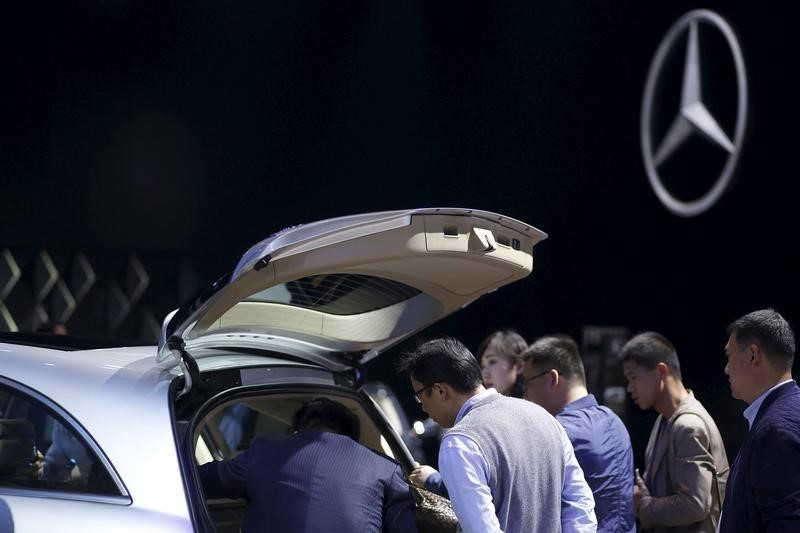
640, 9, 748, 217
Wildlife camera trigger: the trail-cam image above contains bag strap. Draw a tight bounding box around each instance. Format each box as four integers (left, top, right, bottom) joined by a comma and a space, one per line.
672, 411, 724, 529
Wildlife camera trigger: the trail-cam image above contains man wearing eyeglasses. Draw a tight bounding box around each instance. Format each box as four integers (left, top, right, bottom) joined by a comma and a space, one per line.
521, 335, 635, 533
398, 337, 596, 533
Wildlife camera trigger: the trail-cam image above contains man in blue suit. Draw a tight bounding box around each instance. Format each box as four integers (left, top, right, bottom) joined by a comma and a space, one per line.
199, 397, 417, 533
720, 308, 800, 532
522, 334, 635, 533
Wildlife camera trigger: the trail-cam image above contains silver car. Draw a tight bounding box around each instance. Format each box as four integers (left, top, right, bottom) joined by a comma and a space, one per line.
0, 208, 546, 532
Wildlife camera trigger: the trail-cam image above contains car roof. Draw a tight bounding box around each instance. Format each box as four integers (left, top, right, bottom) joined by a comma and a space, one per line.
0, 341, 330, 400
0, 342, 160, 391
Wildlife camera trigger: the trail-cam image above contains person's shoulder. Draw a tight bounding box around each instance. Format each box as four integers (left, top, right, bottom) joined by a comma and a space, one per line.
749, 418, 800, 463
484, 394, 545, 416
584, 402, 620, 419
668, 406, 718, 447
307, 432, 405, 473
343, 435, 403, 469
561, 404, 630, 443
492, 393, 523, 406
671, 410, 710, 433
772, 383, 800, 408
754, 398, 800, 439
502, 394, 544, 411
559, 401, 617, 423
594, 404, 630, 432
673, 394, 717, 425
753, 386, 800, 427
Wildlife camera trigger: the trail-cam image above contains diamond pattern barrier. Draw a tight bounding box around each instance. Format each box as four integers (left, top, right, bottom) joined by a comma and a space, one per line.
0, 249, 21, 332
0, 247, 228, 342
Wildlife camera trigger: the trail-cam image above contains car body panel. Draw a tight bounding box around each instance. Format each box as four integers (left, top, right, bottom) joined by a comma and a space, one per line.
0, 495, 191, 533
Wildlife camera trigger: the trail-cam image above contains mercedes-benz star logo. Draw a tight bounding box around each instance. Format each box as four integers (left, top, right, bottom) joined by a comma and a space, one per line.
641, 9, 748, 217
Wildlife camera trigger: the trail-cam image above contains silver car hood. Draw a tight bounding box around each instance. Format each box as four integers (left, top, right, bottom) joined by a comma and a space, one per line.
157, 208, 546, 369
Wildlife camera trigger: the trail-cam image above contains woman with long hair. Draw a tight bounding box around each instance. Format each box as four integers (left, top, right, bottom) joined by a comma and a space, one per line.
477, 329, 527, 398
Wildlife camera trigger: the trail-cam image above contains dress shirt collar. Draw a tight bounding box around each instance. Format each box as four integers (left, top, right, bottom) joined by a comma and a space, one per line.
454, 388, 498, 425
743, 379, 794, 429
558, 393, 598, 414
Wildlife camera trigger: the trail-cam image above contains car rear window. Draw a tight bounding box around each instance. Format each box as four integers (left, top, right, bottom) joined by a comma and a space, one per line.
195, 393, 400, 462
245, 273, 421, 315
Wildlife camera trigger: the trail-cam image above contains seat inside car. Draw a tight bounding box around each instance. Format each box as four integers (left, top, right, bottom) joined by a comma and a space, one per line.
0, 419, 36, 478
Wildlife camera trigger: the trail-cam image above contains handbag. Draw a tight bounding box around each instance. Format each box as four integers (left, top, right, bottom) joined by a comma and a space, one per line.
407, 483, 459, 533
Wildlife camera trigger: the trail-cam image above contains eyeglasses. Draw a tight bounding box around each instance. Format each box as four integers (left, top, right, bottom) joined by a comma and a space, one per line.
522, 370, 550, 390
413, 382, 437, 404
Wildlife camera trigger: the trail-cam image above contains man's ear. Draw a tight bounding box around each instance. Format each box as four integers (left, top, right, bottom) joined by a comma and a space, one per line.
435, 382, 451, 401
656, 361, 670, 379
748, 344, 763, 366
549, 369, 560, 388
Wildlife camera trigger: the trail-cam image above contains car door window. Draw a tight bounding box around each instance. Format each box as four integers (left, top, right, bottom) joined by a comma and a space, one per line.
0, 382, 121, 496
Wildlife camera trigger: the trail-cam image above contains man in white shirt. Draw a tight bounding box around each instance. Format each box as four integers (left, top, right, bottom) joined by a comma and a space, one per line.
398, 336, 596, 533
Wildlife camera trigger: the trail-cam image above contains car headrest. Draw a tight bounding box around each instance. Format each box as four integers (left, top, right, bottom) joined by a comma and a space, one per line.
0, 419, 35, 476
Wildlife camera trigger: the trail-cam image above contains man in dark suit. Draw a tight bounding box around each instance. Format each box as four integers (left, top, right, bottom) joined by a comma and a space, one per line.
720, 308, 800, 532
199, 397, 417, 533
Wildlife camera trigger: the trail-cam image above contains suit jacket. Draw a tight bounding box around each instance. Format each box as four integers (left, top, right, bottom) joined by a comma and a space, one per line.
719, 380, 800, 533
200, 430, 417, 533
639, 391, 729, 533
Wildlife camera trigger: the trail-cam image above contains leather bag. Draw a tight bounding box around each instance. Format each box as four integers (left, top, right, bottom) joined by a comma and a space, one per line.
407, 483, 458, 533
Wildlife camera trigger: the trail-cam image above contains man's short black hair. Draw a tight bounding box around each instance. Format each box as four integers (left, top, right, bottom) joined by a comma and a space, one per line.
291, 398, 361, 441
619, 331, 682, 380
727, 308, 795, 372
521, 334, 586, 385
396, 336, 483, 393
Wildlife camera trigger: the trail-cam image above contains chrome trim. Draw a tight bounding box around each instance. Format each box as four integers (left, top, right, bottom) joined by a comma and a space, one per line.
0, 486, 131, 505
641, 9, 748, 217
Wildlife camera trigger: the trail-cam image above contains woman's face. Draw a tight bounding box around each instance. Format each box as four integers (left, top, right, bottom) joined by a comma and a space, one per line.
481, 343, 523, 396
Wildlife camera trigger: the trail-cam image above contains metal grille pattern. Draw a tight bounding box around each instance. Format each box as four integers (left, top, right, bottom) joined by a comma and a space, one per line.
0, 248, 228, 342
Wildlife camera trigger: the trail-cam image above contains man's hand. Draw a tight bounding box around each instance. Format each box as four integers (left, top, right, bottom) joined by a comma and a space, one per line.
633, 468, 650, 517
30, 448, 44, 480
408, 464, 438, 488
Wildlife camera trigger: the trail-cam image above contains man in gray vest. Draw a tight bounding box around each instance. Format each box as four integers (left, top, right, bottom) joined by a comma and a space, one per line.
398, 337, 596, 533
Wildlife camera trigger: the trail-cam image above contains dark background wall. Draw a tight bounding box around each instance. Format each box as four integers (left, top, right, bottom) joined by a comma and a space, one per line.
2, 1, 798, 466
